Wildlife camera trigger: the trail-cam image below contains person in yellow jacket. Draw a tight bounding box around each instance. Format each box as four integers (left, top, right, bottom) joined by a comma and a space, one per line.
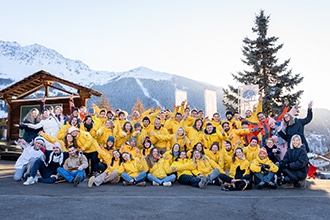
164, 112, 184, 135
187, 142, 205, 159
91, 103, 107, 126
149, 118, 171, 154
114, 121, 133, 150
68, 126, 100, 177
95, 119, 114, 146
182, 118, 204, 150
113, 111, 129, 136
80, 115, 97, 138
162, 143, 180, 165
88, 150, 124, 187
221, 121, 253, 149
132, 122, 148, 149
57, 116, 80, 140
250, 147, 279, 189
171, 150, 221, 186
145, 148, 176, 186
209, 112, 223, 133
120, 152, 148, 186
170, 151, 209, 188
140, 137, 154, 158
119, 137, 141, 159
204, 141, 221, 164
219, 140, 235, 175
96, 136, 115, 172
219, 147, 252, 191
39, 130, 69, 152
243, 136, 260, 162
244, 94, 263, 123
168, 127, 191, 152
202, 122, 227, 150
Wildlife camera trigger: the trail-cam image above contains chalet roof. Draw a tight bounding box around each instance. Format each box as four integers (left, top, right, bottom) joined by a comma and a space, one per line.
0, 70, 102, 102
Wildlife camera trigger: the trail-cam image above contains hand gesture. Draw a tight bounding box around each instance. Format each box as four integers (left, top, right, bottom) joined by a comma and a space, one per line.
308, 101, 313, 109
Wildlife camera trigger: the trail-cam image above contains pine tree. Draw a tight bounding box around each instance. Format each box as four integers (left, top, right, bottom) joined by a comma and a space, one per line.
223, 10, 304, 116
131, 98, 146, 115
97, 94, 113, 111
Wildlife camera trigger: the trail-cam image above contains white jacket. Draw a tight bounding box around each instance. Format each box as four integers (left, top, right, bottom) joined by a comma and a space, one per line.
14, 141, 44, 169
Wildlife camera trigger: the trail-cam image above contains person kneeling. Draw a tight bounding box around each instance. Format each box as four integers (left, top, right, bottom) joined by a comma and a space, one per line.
250, 147, 279, 189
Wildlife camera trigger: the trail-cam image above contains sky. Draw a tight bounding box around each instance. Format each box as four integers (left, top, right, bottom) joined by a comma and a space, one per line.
1, 0, 330, 109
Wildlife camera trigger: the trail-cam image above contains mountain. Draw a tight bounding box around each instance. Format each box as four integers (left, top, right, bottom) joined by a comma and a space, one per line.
0, 40, 329, 153
0, 40, 224, 115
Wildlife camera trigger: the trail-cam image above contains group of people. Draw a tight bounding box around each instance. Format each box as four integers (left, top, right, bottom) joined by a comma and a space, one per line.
13, 95, 313, 190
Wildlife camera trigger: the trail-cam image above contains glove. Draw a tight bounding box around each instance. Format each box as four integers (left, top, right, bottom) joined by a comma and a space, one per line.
261, 164, 267, 172
264, 164, 270, 169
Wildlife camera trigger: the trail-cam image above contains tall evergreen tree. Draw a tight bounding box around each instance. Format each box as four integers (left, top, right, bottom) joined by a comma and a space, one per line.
223, 10, 304, 116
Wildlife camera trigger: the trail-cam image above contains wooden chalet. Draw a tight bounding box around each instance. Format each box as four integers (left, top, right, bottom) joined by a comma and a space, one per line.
0, 70, 102, 141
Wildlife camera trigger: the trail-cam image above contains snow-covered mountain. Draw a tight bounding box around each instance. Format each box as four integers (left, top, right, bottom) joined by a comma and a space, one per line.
0, 40, 224, 115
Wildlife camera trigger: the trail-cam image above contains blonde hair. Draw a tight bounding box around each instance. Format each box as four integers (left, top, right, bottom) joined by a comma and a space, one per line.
290, 134, 302, 149
23, 108, 41, 123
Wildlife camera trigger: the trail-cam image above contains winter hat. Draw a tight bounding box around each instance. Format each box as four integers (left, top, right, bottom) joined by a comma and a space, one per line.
129, 137, 137, 142
34, 137, 45, 146
250, 136, 259, 143
53, 142, 62, 151
225, 111, 233, 116
241, 120, 249, 126
259, 147, 268, 155
107, 110, 114, 115
68, 126, 79, 134
134, 122, 141, 128
72, 107, 79, 113
107, 136, 115, 143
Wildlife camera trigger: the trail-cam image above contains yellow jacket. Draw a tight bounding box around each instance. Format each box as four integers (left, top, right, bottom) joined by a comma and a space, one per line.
183, 126, 204, 150
57, 123, 74, 140
169, 134, 191, 152
150, 127, 171, 150
104, 158, 124, 178
243, 145, 260, 162
250, 156, 279, 173
228, 157, 250, 178
41, 133, 69, 152
219, 148, 235, 174
114, 130, 133, 150
224, 128, 251, 147
171, 158, 196, 178
122, 157, 148, 178
119, 143, 141, 158
175, 156, 220, 176
147, 158, 172, 179
96, 126, 114, 147
204, 149, 221, 164
75, 130, 98, 153
133, 129, 148, 149
202, 131, 227, 150
95, 146, 113, 165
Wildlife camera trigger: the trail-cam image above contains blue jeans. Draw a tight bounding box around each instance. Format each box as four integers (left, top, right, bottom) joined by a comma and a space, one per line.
147, 173, 176, 184
57, 167, 85, 183
254, 172, 275, 184
121, 171, 146, 183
